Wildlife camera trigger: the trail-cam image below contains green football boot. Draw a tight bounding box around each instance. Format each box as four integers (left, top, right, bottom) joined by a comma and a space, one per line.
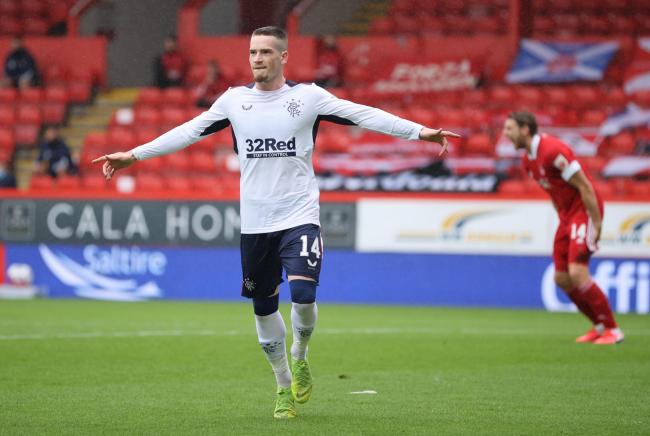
273, 387, 296, 419
291, 359, 313, 404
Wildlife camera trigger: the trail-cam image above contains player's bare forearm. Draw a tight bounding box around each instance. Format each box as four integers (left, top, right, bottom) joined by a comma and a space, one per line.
91, 151, 137, 181
580, 186, 602, 237
418, 127, 461, 156
570, 172, 602, 241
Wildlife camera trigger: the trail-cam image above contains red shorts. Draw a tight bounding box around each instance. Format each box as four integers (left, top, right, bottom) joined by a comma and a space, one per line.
553, 208, 600, 273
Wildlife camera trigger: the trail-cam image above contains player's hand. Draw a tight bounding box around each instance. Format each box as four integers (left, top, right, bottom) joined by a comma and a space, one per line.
91, 151, 137, 180
419, 127, 461, 156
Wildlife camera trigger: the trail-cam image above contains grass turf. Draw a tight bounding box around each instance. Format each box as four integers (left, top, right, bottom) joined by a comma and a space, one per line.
0, 299, 649, 435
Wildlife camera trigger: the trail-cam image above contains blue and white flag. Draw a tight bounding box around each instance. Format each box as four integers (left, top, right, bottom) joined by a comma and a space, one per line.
598, 103, 650, 137
506, 39, 619, 84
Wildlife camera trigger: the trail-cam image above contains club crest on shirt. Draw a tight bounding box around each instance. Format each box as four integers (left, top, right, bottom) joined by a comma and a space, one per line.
283, 98, 304, 118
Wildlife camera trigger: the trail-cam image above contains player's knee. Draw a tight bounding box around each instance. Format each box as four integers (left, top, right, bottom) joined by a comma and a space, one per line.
253, 293, 279, 316
554, 271, 572, 290
568, 268, 590, 289
290, 279, 317, 304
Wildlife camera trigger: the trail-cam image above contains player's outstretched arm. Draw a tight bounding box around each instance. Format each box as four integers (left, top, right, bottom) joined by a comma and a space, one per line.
418, 127, 461, 156
91, 151, 137, 181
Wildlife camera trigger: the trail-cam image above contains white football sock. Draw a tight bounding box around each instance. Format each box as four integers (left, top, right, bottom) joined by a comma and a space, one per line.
255, 311, 291, 388
291, 302, 318, 361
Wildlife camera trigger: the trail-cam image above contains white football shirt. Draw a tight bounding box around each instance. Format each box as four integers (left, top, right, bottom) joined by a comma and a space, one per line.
132, 82, 423, 234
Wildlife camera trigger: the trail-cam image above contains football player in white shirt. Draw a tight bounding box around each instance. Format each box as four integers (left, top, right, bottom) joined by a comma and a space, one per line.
93, 26, 460, 419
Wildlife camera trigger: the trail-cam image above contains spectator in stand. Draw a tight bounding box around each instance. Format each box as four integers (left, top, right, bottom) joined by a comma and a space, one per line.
194, 60, 232, 108
154, 35, 187, 88
3, 36, 40, 89
0, 159, 16, 188
314, 35, 344, 88
35, 126, 78, 178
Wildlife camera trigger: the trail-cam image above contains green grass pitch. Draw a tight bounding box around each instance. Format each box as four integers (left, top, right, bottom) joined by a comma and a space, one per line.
1, 299, 649, 435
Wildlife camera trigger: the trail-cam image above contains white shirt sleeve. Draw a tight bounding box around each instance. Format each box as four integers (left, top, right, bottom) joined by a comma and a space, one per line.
131, 90, 231, 160
561, 160, 582, 181
311, 84, 423, 140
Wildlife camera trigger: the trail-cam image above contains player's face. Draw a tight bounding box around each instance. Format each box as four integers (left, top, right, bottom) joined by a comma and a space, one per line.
249, 35, 287, 84
503, 118, 526, 149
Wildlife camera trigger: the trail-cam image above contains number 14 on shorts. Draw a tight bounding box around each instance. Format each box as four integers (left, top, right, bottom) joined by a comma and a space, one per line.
570, 222, 586, 244
299, 234, 321, 267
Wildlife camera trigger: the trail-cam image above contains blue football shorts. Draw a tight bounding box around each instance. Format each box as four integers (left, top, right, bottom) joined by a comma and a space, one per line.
240, 223, 323, 298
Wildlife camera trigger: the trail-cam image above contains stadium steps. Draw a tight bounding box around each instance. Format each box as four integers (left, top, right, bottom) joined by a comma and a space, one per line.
15, 88, 140, 190
339, 0, 390, 35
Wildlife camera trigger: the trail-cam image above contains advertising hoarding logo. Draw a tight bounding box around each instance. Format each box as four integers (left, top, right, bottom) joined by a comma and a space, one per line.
541, 261, 650, 314
39, 244, 165, 301
0, 201, 35, 241
398, 209, 533, 243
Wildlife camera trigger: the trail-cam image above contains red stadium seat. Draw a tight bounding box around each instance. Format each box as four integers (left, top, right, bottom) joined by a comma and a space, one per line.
186, 64, 206, 86
82, 174, 110, 190
369, 17, 394, 34
165, 176, 191, 190
68, 81, 92, 103
44, 86, 69, 104
608, 133, 636, 156
594, 181, 615, 198
0, 16, 22, 36
0, 106, 15, 126
134, 127, 161, 145
137, 157, 163, 174
163, 152, 190, 172
437, 109, 465, 128
517, 87, 543, 109
464, 109, 489, 130
498, 179, 527, 195
0, 0, 19, 15
0, 128, 15, 151
581, 156, 607, 178
463, 89, 488, 108
0, 87, 17, 104
580, 109, 607, 126
161, 107, 189, 129
490, 86, 515, 108
42, 103, 67, 125
603, 87, 627, 107
192, 175, 224, 193
23, 17, 49, 35
571, 86, 599, 109
393, 13, 420, 34
43, 65, 68, 85
464, 133, 493, 156
21, 0, 47, 16
108, 128, 136, 148
57, 175, 81, 189
19, 88, 43, 104
136, 173, 164, 191
136, 88, 162, 106
134, 107, 162, 127
189, 151, 217, 174
84, 132, 108, 149
14, 124, 40, 147
16, 105, 42, 124
30, 174, 53, 190
163, 87, 190, 107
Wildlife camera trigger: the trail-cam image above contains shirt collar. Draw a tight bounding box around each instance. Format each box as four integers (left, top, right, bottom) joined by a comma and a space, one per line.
528, 134, 540, 159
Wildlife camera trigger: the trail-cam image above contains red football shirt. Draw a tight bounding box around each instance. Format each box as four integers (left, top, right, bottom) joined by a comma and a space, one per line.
522, 134, 601, 219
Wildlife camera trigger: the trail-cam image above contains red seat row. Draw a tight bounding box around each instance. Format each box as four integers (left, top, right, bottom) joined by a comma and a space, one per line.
0, 103, 66, 126
0, 0, 71, 35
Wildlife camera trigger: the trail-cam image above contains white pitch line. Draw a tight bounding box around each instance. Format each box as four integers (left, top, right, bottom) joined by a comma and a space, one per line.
0, 327, 648, 341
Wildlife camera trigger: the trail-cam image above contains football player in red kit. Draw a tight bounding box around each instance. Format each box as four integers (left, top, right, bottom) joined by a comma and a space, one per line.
503, 111, 623, 345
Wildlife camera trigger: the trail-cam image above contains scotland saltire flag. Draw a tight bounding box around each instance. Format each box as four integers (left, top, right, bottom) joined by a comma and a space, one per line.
506, 39, 619, 84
